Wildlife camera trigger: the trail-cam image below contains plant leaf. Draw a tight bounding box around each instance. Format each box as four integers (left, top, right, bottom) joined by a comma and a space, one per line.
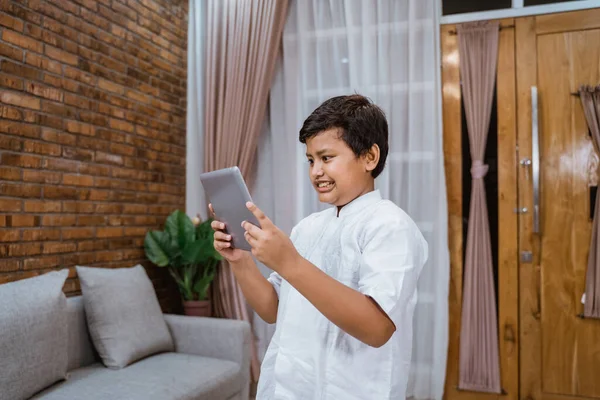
165, 210, 195, 252
144, 231, 171, 267
182, 240, 214, 265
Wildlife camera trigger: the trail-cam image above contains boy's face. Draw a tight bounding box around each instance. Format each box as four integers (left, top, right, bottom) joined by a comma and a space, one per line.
305, 129, 378, 208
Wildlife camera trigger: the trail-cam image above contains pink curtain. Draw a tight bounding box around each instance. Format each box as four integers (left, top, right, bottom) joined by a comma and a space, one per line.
456, 21, 502, 393
204, 0, 289, 381
579, 85, 600, 319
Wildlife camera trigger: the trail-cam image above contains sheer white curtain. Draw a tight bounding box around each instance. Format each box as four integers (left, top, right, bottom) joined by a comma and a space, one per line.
186, 0, 207, 220
253, 0, 449, 398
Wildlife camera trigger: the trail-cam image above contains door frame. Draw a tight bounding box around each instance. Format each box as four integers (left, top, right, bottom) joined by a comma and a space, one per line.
441, 18, 520, 400
516, 9, 600, 400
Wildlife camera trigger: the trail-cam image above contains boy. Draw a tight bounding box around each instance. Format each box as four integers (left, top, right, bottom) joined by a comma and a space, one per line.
210, 94, 428, 399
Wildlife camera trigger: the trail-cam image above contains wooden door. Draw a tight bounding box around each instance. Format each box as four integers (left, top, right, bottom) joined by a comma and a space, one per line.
516, 9, 600, 400
441, 19, 520, 400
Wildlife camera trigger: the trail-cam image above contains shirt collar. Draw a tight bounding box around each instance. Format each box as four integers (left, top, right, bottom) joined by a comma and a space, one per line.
337, 190, 382, 218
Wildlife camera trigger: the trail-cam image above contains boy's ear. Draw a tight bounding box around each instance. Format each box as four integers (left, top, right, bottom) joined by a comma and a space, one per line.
364, 144, 380, 172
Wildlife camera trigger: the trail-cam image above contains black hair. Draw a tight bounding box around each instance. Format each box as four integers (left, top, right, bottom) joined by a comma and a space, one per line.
299, 94, 389, 178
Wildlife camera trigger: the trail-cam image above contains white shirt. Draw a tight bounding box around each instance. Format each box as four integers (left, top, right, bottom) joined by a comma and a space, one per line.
256, 190, 428, 400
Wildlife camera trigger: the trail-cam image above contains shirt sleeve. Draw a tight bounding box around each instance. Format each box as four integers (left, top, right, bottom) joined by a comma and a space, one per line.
267, 224, 300, 298
357, 218, 428, 328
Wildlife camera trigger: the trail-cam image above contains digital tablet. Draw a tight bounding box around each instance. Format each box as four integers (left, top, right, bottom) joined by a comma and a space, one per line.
199, 166, 260, 252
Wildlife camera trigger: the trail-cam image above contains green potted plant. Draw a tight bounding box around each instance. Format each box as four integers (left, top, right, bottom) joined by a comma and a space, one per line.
144, 210, 222, 317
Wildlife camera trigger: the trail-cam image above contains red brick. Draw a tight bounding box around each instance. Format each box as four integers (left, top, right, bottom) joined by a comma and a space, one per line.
26, 82, 64, 102
0, 153, 42, 168
0, 259, 21, 272
0, 60, 42, 80
78, 240, 108, 252
43, 242, 77, 254
0, 91, 41, 110
2, 30, 43, 53
0, 13, 25, 31
43, 186, 78, 200
62, 202, 95, 213
77, 215, 106, 225
64, 93, 94, 109
109, 118, 135, 133
0, 122, 40, 140
65, 120, 94, 136
28, 0, 68, 23
0, 199, 22, 212
95, 250, 124, 262
23, 140, 62, 156
0, 43, 24, 62
43, 158, 79, 172
124, 227, 147, 237
64, 66, 95, 85
46, 45, 79, 66
0, 182, 42, 198
0, 136, 22, 151
22, 228, 61, 241
72, 0, 98, 12
24, 200, 61, 213
62, 147, 94, 162
78, 163, 110, 176
7, 215, 41, 227
63, 174, 94, 186
46, 0, 80, 15
0, 230, 20, 242
96, 227, 124, 238
62, 227, 95, 240
42, 215, 77, 227
83, 189, 111, 201
95, 203, 123, 214
43, 16, 79, 41
23, 170, 62, 184
63, 253, 96, 266
23, 255, 61, 270
98, 78, 125, 94
41, 100, 77, 119
42, 128, 77, 146
25, 53, 62, 75
0, 166, 21, 181
43, 74, 63, 89
95, 151, 123, 165
2, 243, 42, 257
0, 73, 24, 90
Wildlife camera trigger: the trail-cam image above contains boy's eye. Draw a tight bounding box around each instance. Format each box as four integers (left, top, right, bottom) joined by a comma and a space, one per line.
307, 159, 314, 165
322, 156, 332, 162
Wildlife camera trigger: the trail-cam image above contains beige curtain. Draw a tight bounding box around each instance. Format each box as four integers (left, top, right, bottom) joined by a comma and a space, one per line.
204, 0, 289, 381
456, 21, 502, 393
579, 85, 600, 319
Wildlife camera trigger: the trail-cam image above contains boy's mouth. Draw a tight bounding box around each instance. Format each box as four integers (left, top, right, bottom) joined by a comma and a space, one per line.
315, 181, 335, 193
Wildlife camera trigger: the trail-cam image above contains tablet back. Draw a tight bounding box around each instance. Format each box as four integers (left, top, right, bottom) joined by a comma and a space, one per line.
199, 166, 259, 251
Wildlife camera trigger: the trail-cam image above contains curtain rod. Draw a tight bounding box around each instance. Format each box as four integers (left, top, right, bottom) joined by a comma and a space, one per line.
448, 24, 515, 35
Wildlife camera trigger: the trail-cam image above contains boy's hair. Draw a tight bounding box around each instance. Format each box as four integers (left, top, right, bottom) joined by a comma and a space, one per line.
299, 94, 389, 178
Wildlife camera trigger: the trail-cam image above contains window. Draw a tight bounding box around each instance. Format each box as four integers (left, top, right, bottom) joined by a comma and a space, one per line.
442, 0, 511, 15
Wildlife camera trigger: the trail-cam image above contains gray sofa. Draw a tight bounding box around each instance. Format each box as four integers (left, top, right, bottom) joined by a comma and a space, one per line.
32, 296, 251, 400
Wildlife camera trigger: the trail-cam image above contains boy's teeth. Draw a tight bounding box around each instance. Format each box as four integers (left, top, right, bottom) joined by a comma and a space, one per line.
318, 182, 333, 188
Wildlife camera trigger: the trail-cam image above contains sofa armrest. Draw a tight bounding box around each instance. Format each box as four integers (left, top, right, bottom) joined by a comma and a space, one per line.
163, 314, 251, 366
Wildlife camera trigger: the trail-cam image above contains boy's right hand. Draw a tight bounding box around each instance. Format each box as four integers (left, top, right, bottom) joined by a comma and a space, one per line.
210, 204, 248, 264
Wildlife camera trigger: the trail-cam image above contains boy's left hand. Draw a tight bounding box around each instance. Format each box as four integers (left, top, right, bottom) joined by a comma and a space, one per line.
242, 202, 299, 274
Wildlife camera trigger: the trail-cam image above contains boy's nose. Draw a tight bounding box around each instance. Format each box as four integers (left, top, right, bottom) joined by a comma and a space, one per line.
311, 164, 324, 178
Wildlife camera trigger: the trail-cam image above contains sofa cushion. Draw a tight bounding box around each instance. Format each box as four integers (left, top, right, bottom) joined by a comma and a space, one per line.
0, 270, 69, 400
76, 265, 174, 369
32, 353, 243, 400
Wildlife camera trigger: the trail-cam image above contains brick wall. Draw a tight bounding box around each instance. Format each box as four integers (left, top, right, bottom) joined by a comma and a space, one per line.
0, 0, 188, 312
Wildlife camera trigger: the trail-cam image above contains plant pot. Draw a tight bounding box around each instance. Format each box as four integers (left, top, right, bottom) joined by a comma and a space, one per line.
183, 300, 211, 317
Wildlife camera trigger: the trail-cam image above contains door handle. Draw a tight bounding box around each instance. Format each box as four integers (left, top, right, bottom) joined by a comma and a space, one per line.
531, 86, 541, 234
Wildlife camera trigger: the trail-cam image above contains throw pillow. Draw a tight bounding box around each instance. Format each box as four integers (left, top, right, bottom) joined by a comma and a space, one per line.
75, 265, 174, 369
0, 270, 69, 400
